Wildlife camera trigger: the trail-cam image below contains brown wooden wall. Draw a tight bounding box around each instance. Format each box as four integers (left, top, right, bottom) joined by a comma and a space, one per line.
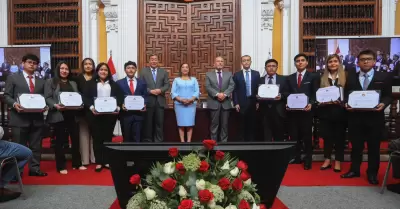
138, 0, 241, 107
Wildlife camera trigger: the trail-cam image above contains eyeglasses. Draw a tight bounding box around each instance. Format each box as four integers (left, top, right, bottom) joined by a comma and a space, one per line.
359, 58, 374, 62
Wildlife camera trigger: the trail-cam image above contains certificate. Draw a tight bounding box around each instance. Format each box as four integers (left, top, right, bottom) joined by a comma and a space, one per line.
258, 84, 279, 99
287, 93, 308, 109
124, 96, 144, 110
316, 86, 341, 103
18, 94, 46, 112
94, 97, 117, 113
348, 90, 380, 109
59, 92, 83, 108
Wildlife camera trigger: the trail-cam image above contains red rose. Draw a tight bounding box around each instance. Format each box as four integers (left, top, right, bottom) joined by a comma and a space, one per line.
178, 199, 194, 209
129, 174, 141, 185
176, 162, 186, 175
203, 139, 217, 150
218, 177, 230, 190
161, 178, 177, 192
198, 189, 214, 203
237, 160, 248, 170
169, 147, 178, 157
215, 150, 225, 160
232, 178, 243, 191
238, 199, 251, 209
240, 170, 251, 181
198, 161, 209, 172
259, 204, 267, 209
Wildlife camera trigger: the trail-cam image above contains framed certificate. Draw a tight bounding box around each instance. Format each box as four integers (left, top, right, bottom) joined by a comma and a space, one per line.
94, 97, 118, 114
258, 84, 280, 100
287, 93, 308, 110
17, 94, 46, 112
59, 92, 83, 109
124, 96, 145, 110
316, 86, 341, 103
348, 90, 380, 110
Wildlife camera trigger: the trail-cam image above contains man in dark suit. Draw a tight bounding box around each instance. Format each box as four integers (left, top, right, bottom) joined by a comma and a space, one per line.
392, 54, 400, 76
286, 53, 319, 170
232, 55, 260, 142
1, 61, 10, 71
139, 54, 170, 142
4, 54, 47, 177
341, 49, 392, 185
258, 59, 287, 142
117, 61, 148, 142
344, 51, 356, 70
205, 56, 235, 142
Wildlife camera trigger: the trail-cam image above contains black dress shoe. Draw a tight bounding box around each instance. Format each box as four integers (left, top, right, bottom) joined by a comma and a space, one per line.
29, 170, 48, 177
304, 160, 312, 170
340, 171, 360, 178
320, 164, 331, 170
367, 175, 379, 185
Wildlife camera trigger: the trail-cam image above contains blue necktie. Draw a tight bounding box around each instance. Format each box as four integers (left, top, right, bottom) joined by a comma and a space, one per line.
245, 70, 250, 96
152, 69, 156, 82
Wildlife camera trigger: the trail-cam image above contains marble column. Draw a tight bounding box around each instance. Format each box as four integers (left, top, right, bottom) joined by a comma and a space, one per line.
289, 0, 300, 74
381, 0, 396, 36
82, 0, 99, 63
0, 0, 8, 46
281, 0, 291, 75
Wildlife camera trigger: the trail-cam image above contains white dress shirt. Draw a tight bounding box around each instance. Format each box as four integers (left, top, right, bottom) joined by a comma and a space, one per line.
23, 71, 35, 87
296, 70, 306, 84
97, 81, 111, 97
126, 77, 137, 91
328, 73, 338, 85
359, 69, 374, 89
265, 74, 276, 85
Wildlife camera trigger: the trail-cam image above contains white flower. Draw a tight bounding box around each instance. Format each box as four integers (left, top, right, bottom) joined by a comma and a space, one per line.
208, 200, 216, 208
221, 161, 230, 170
178, 185, 187, 197
225, 205, 237, 209
244, 178, 252, 185
230, 167, 239, 176
252, 203, 260, 209
163, 162, 175, 174
196, 179, 206, 190
143, 187, 156, 200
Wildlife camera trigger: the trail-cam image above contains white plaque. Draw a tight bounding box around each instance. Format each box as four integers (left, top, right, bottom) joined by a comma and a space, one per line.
392, 86, 400, 93
348, 91, 380, 109
124, 96, 144, 110
59, 92, 83, 107
94, 97, 117, 113
18, 94, 46, 111
287, 93, 308, 109
316, 86, 341, 103
258, 84, 279, 99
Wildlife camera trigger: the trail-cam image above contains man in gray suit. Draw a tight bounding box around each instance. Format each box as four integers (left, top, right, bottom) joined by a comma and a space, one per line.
205, 56, 235, 142
4, 54, 47, 177
139, 54, 170, 142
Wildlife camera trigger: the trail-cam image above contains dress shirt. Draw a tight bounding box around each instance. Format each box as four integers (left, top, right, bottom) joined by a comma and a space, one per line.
215, 70, 226, 97
126, 77, 137, 91
265, 74, 276, 85
296, 70, 306, 84
97, 81, 111, 97
22, 71, 35, 87
242, 69, 252, 95
359, 69, 374, 89
328, 73, 339, 85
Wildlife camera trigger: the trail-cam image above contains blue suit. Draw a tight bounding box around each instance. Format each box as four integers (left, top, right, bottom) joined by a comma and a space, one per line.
116, 77, 148, 142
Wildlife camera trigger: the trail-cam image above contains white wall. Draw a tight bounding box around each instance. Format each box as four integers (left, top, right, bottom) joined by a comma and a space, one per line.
0, 0, 8, 46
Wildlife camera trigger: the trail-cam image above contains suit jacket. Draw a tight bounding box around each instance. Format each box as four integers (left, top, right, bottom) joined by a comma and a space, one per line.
392, 61, 400, 76
205, 70, 235, 110
232, 70, 260, 109
82, 79, 120, 111
44, 79, 79, 124
259, 74, 287, 117
4, 71, 45, 127
286, 71, 319, 108
116, 77, 148, 120
139, 67, 170, 108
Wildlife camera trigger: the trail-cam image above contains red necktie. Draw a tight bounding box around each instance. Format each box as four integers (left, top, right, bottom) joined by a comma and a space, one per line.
129, 79, 135, 94
297, 73, 302, 88
28, 75, 35, 93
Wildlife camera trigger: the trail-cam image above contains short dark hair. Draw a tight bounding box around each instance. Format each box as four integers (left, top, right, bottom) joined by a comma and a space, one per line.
265, 59, 278, 66
149, 54, 158, 60
124, 61, 137, 69
357, 49, 377, 60
294, 53, 308, 62
22, 54, 39, 63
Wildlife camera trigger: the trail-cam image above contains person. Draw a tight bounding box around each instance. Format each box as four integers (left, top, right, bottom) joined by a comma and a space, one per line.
317, 54, 347, 172
205, 56, 235, 142
232, 55, 260, 141
116, 61, 148, 142
341, 50, 392, 185
44, 61, 86, 174
286, 53, 319, 170
83, 63, 119, 172
139, 54, 170, 142
171, 63, 200, 142
73, 58, 96, 166
258, 59, 287, 142
0, 126, 32, 202
4, 53, 47, 177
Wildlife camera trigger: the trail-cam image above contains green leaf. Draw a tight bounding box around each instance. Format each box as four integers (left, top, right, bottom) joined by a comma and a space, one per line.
167, 199, 179, 208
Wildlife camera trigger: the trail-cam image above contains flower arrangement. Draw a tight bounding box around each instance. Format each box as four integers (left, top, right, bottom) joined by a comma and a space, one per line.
127, 140, 267, 209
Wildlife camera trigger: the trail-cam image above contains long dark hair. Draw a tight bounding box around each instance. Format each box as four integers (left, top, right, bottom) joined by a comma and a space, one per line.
95, 62, 114, 83
81, 58, 95, 75
179, 63, 191, 77
52, 61, 71, 88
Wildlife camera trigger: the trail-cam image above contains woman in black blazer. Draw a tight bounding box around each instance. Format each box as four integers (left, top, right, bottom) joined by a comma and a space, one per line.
318, 54, 347, 172
83, 63, 119, 172
44, 61, 86, 174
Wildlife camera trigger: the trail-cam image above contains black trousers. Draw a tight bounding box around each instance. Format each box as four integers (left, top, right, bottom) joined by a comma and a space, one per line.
261, 105, 285, 141
143, 103, 164, 142
91, 115, 116, 165
319, 119, 346, 161
53, 116, 81, 171
12, 125, 43, 172
288, 112, 313, 159
238, 101, 256, 142
122, 116, 142, 142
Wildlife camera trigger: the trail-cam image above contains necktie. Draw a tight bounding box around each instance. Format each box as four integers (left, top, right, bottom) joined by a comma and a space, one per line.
297, 73, 302, 88
268, 76, 273, 84
129, 79, 135, 94
245, 70, 250, 96
363, 73, 370, 90
217, 71, 222, 90
152, 69, 156, 82
28, 75, 34, 93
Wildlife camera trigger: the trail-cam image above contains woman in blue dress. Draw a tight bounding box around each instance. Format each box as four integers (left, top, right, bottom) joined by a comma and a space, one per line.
171, 63, 200, 142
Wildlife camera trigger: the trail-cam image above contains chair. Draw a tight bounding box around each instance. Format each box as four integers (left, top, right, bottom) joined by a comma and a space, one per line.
0, 156, 24, 196
380, 151, 400, 194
